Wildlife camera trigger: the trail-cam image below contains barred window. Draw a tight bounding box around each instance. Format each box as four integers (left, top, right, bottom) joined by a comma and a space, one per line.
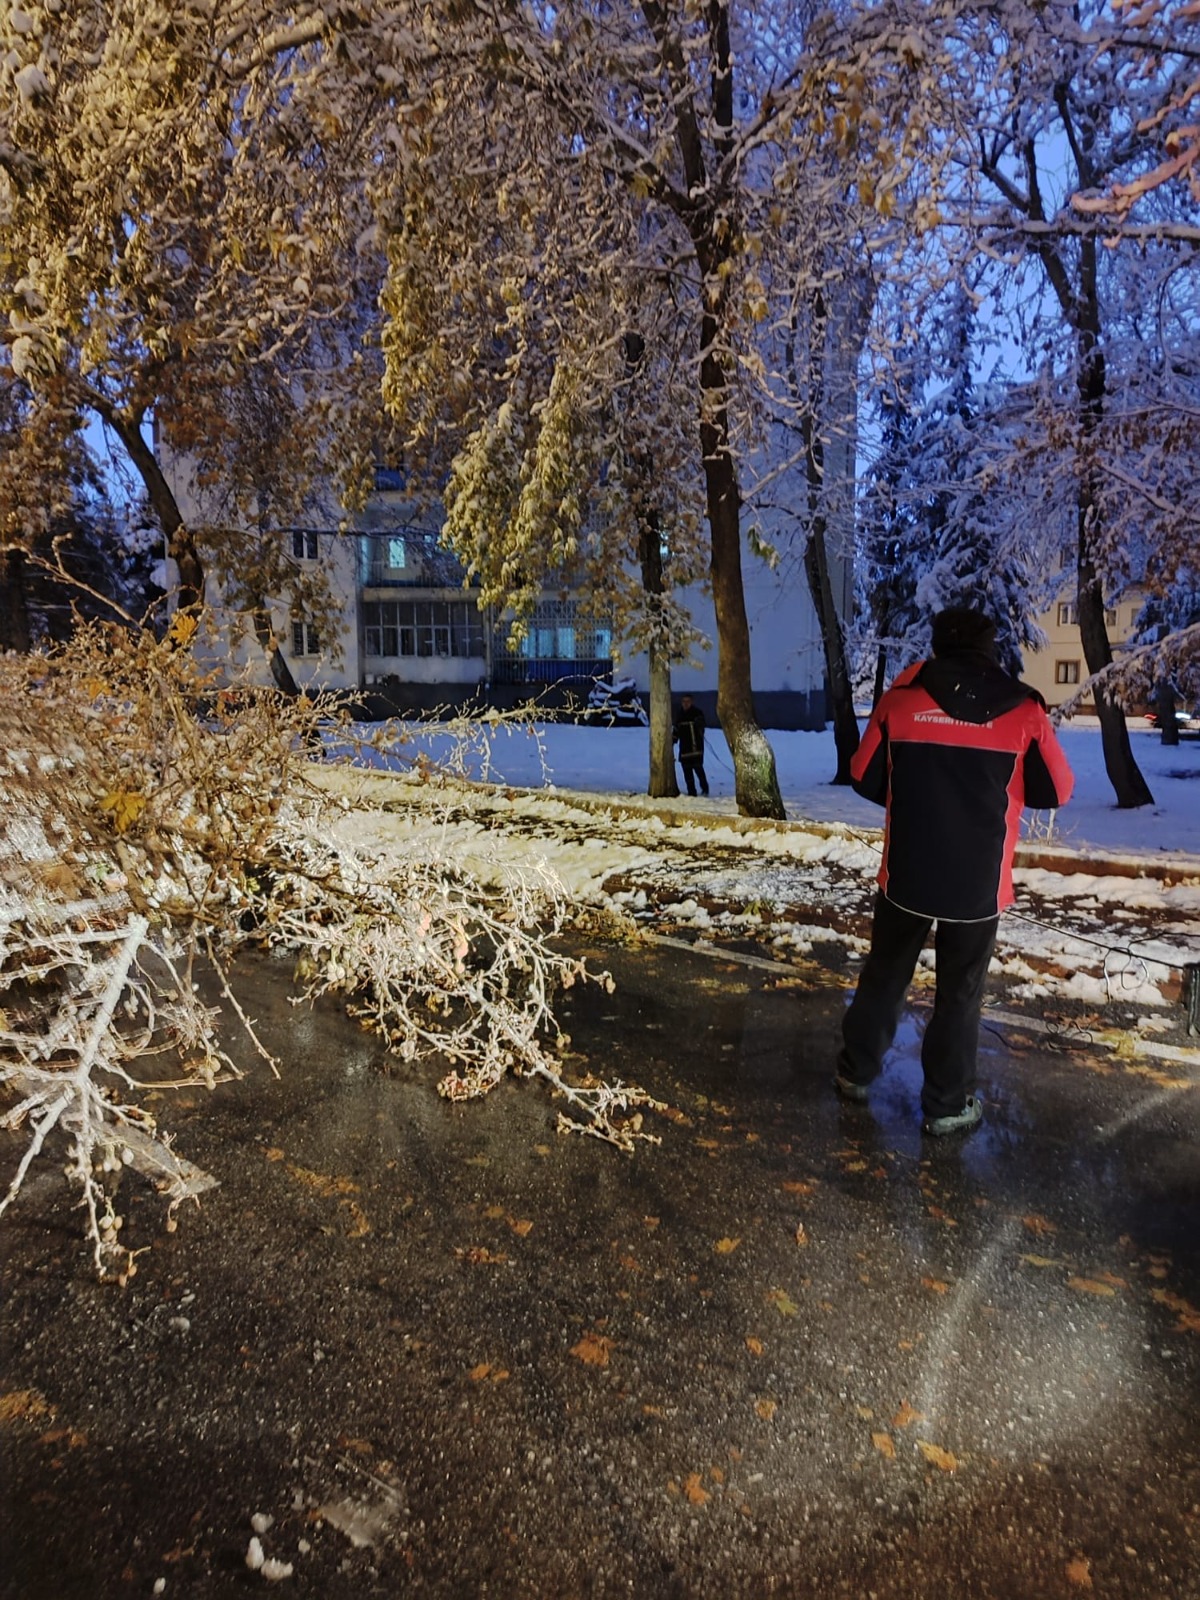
363, 599, 485, 659
291, 621, 320, 657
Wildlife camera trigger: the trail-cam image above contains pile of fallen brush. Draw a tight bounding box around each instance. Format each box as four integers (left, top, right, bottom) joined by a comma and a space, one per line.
0, 617, 658, 1277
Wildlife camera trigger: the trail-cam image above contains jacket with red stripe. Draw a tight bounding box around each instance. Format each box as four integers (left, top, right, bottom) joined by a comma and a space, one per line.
850, 651, 1075, 922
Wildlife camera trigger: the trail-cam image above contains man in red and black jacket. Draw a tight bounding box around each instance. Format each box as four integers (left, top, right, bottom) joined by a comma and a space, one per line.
836, 607, 1074, 1136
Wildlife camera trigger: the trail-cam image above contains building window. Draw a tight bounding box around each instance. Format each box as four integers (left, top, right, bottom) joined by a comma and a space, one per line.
1054, 659, 1080, 685
386, 537, 406, 571
1056, 602, 1077, 626
291, 530, 319, 561
1104, 607, 1117, 626
291, 620, 320, 657
363, 599, 485, 659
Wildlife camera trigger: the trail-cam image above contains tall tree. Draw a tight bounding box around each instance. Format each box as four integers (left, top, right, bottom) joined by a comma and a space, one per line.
371, 1, 960, 818
1, 0, 384, 657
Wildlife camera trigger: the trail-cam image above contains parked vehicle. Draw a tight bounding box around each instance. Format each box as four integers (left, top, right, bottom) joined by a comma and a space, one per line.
582, 676, 648, 727
1145, 707, 1200, 732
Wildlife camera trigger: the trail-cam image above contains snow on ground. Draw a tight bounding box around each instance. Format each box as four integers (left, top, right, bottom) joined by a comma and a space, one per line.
320, 716, 1200, 1025
338, 715, 1200, 860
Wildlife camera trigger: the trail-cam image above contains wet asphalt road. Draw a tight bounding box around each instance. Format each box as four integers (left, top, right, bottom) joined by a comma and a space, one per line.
2, 939, 1198, 1599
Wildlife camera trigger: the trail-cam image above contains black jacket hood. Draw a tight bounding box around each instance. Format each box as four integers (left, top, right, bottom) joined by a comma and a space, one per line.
915, 651, 1040, 725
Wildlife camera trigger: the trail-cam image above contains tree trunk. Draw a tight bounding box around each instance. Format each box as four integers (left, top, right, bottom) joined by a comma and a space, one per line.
1074, 283, 1153, 808
251, 603, 302, 698
872, 648, 888, 708
643, 0, 781, 818
703, 430, 784, 819
1155, 682, 1180, 747
800, 389, 859, 783
639, 513, 678, 799
100, 405, 205, 612
0, 548, 33, 652
647, 645, 676, 798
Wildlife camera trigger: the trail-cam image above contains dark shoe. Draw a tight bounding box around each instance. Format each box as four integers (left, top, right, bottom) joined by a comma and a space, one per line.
922, 1096, 983, 1137
833, 1073, 870, 1104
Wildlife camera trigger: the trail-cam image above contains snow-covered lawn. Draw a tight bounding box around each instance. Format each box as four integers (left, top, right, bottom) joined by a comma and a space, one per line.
319, 717, 1200, 1027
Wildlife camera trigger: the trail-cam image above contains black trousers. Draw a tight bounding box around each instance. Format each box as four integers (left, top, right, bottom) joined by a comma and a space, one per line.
680, 755, 708, 795
838, 892, 999, 1119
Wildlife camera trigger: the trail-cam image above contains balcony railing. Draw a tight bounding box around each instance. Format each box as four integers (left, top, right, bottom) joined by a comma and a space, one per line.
491, 656, 612, 686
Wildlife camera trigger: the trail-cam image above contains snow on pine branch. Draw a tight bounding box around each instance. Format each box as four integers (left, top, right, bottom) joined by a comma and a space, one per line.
0, 617, 658, 1277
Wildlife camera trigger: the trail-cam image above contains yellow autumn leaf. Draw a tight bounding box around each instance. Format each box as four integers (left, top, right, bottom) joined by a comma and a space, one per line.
872, 1432, 896, 1459
99, 789, 147, 834
1065, 1555, 1094, 1590
469, 1362, 492, 1382
714, 1237, 741, 1255
167, 611, 199, 647
1150, 1287, 1200, 1333
683, 1473, 710, 1506
892, 1400, 925, 1429
342, 1200, 370, 1238
1019, 1254, 1060, 1268
916, 1440, 958, 1472
509, 1218, 534, 1237
921, 1276, 950, 1294
755, 1398, 777, 1421
782, 1179, 818, 1196
1023, 1213, 1057, 1236
766, 1288, 798, 1317
1067, 1276, 1117, 1298
570, 1332, 613, 1367
745, 1337, 764, 1356
0, 1388, 54, 1424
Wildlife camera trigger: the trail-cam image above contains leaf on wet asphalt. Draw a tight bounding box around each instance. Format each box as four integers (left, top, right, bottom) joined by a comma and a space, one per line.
1096, 1271, 1127, 1289
916, 1440, 958, 1472
925, 1205, 957, 1226
1019, 1254, 1061, 1269
745, 1337, 764, 1356
794, 1224, 809, 1248
696, 1138, 722, 1151
570, 1332, 614, 1367
921, 1276, 950, 1294
683, 1473, 710, 1506
1150, 1287, 1200, 1333
1023, 1213, 1057, 1236
892, 1400, 925, 1429
342, 1200, 370, 1238
534, 1144, 553, 1157
872, 1432, 895, 1460
755, 1399, 777, 1421
1065, 1555, 1094, 1589
782, 1180, 819, 1196
1067, 1276, 1117, 1298
284, 1163, 360, 1198
644, 1216, 660, 1229
264, 1148, 286, 1163
842, 1159, 868, 1173
766, 1288, 798, 1317
454, 1246, 509, 1265
482, 1205, 506, 1220
509, 1218, 534, 1237
468, 1363, 510, 1384
714, 1237, 741, 1255
0, 1389, 55, 1425
856, 1405, 874, 1420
